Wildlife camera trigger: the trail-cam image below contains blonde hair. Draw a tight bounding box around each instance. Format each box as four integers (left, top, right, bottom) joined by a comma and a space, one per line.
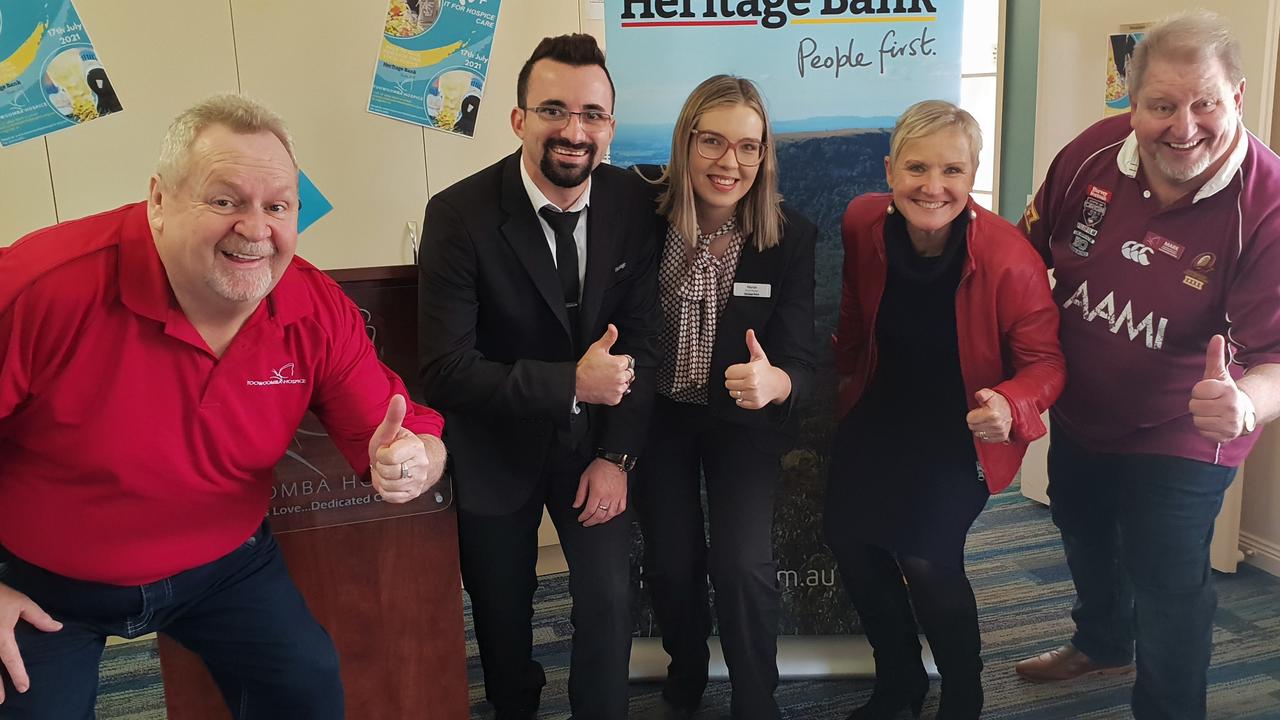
156, 94, 297, 189
889, 99, 982, 170
1126, 10, 1244, 101
653, 75, 784, 251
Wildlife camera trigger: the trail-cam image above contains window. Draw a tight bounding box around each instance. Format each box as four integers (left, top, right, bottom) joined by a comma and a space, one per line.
960, 0, 1001, 211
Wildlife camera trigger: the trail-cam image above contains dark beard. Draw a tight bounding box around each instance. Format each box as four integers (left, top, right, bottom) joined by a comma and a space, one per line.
540, 139, 596, 188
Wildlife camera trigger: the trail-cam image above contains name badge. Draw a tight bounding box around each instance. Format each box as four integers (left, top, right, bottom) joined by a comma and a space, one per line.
733, 282, 771, 298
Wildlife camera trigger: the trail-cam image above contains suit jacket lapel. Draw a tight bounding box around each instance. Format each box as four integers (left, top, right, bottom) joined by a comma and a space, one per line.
498, 152, 571, 337
579, 171, 618, 346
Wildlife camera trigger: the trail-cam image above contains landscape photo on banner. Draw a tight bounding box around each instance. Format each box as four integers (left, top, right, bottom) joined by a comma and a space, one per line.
605, 0, 963, 636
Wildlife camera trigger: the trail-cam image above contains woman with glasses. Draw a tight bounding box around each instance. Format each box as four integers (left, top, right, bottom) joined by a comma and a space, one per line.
828, 100, 1065, 719
632, 75, 816, 720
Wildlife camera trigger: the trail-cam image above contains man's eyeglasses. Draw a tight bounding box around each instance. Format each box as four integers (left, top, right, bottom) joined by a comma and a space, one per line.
691, 130, 766, 167
523, 105, 614, 130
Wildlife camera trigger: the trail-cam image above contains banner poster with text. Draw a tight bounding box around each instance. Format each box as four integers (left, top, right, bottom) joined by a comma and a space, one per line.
368, 0, 501, 138
0, 0, 123, 147
606, 0, 962, 636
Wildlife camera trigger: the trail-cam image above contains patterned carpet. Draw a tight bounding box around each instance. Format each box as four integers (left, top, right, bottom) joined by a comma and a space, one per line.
96, 490, 1280, 719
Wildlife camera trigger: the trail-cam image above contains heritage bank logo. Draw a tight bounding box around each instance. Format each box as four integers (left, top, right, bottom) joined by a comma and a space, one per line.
620, 0, 940, 29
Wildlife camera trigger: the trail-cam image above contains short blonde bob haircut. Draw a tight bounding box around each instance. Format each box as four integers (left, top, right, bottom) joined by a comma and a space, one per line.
653, 75, 784, 252
888, 99, 982, 171
1126, 10, 1244, 101
156, 94, 297, 190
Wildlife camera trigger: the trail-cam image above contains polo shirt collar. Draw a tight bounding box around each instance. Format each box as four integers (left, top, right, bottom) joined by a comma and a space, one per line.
118, 202, 312, 330
1115, 119, 1248, 203
519, 150, 591, 213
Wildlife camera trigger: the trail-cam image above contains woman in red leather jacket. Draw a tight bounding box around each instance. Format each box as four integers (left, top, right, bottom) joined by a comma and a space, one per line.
826, 100, 1065, 720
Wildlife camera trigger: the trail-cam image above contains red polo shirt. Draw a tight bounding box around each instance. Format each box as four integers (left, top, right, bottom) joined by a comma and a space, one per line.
0, 203, 443, 585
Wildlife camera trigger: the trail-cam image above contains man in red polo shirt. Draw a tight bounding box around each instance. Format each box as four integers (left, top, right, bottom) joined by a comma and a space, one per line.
0, 95, 446, 718
1014, 11, 1280, 720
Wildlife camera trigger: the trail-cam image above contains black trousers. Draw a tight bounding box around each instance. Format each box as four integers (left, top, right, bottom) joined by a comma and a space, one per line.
634, 396, 784, 720
458, 443, 633, 720
824, 537, 984, 717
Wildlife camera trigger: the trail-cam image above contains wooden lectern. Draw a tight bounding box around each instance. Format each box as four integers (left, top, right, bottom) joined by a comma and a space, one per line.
158, 267, 468, 719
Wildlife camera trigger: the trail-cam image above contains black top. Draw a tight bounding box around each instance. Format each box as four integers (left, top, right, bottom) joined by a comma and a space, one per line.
847, 206, 975, 467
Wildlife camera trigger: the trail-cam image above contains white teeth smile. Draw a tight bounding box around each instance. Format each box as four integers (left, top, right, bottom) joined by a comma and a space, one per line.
1169, 140, 1201, 150
915, 200, 945, 209
225, 252, 261, 261
552, 147, 587, 157
710, 176, 738, 187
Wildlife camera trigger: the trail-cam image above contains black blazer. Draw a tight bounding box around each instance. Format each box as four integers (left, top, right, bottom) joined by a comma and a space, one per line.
418, 151, 663, 515
636, 167, 817, 445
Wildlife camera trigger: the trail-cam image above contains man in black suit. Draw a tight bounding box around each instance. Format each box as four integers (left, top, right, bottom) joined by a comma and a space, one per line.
417, 34, 661, 720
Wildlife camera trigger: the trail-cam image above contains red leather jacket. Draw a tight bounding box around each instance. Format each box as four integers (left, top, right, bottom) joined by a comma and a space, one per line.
834, 193, 1066, 492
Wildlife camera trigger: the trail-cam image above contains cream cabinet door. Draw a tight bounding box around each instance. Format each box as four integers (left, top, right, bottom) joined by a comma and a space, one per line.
0, 140, 57, 245
231, 0, 430, 270
44, 1, 239, 222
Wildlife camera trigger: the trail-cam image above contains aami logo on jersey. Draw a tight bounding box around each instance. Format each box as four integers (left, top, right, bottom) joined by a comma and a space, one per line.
1061, 280, 1168, 350
247, 362, 309, 387
1121, 240, 1154, 266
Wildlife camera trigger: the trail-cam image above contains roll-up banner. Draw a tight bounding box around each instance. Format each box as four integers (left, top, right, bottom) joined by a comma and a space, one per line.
606, 0, 963, 639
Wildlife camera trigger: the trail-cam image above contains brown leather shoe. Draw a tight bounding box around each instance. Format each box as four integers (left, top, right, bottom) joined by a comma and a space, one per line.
1014, 644, 1135, 683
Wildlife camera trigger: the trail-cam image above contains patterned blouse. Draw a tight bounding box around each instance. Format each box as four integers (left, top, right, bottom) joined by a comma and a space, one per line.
657, 217, 747, 404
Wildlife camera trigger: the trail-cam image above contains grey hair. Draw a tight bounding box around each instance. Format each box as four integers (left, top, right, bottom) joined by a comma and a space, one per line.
889, 99, 982, 170
1127, 9, 1244, 100
156, 94, 297, 188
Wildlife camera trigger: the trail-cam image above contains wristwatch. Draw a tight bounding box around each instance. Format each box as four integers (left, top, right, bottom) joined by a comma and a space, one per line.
1242, 408, 1257, 436
596, 449, 637, 472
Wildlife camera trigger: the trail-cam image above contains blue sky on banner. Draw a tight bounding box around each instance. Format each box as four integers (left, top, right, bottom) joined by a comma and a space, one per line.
603, 0, 962, 164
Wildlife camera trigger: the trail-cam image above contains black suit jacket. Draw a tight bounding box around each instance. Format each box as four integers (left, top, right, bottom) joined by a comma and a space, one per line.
637, 166, 817, 448
418, 151, 663, 514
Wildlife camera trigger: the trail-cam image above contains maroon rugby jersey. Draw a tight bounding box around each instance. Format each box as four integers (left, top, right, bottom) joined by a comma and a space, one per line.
1022, 114, 1280, 466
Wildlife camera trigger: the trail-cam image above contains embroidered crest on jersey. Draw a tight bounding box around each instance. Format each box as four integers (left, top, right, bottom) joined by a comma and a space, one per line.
1072, 185, 1113, 257
1183, 252, 1216, 291
1143, 231, 1184, 260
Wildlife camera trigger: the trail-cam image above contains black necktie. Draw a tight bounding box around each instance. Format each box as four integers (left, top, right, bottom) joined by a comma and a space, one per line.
538, 207, 583, 342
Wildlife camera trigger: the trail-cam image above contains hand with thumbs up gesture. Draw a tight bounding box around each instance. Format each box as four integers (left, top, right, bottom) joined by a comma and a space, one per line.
1190, 334, 1256, 442
368, 395, 447, 503
576, 323, 636, 406
724, 329, 792, 410
967, 388, 1013, 443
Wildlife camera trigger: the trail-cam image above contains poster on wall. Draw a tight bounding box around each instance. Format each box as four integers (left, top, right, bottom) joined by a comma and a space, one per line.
606, 0, 963, 636
1104, 31, 1146, 116
367, 0, 502, 138
0, 0, 123, 147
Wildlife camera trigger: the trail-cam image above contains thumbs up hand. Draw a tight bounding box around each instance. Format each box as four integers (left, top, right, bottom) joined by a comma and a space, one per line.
368, 395, 435, 503
725, 329, 792, 410
576, 324, 636, 406
966, 388, 1012, 443
1190, 335, 1255, 442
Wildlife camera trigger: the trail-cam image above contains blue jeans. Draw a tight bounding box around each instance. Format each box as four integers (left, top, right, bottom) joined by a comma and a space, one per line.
1047, 425, 1235, 720
0, 523, 343, 719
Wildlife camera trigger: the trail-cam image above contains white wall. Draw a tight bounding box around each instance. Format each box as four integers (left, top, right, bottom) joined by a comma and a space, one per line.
1031, 0, 1279, 187
1, 0, 584, 268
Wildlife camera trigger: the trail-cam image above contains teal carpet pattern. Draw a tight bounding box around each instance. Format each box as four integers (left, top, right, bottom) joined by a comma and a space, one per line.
96, 490, 1280, 718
